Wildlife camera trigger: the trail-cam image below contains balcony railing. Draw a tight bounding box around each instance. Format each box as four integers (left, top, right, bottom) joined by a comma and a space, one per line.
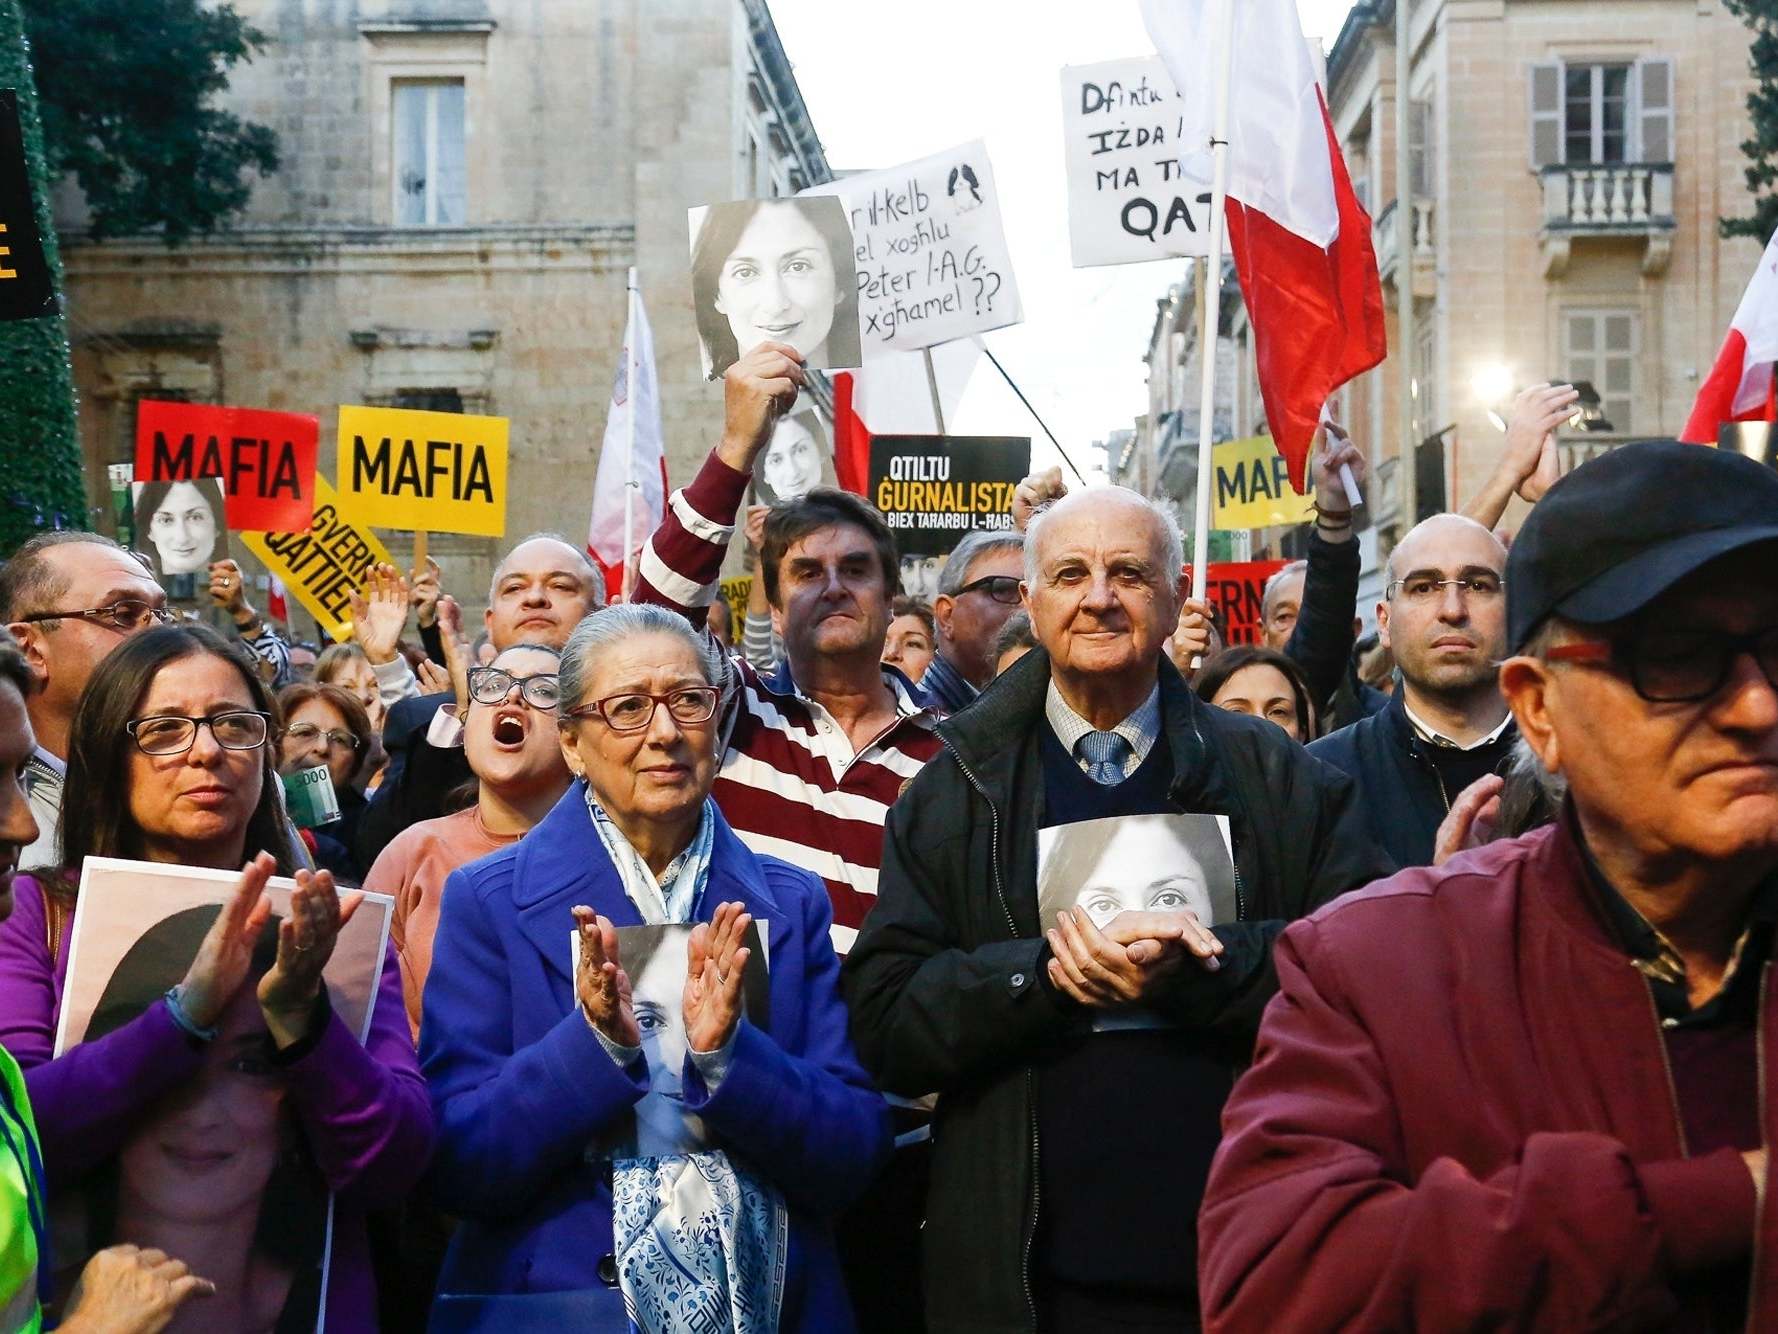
1373, 196, 1435, 296
1539, 163, 1674, 277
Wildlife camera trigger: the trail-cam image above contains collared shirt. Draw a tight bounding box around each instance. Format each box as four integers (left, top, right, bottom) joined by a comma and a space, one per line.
1043, 678, 1161, 781
1402, 700, 1514, 752
634, 451, 945, 953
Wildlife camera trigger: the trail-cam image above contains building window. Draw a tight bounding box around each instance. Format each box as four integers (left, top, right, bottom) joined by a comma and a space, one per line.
392, 387, 465, 415
1408, 99, 1435, 196
1410, 322, 1437, 445
1564, 310, 1635, 433
393, 80, 466, 225
1530, 58, 1673, 168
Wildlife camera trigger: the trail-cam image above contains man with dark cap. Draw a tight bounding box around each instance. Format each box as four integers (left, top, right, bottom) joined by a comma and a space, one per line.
1198, 440, 1778, 1330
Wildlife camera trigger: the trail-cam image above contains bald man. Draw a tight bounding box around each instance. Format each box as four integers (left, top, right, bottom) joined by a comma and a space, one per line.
1309, 513, 1516, 868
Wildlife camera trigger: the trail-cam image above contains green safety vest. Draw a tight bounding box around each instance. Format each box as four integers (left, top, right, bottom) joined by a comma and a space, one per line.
0, 1046, 44, 1334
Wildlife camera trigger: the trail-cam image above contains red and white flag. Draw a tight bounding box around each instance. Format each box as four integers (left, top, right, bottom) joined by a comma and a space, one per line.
267, 575, 288, 625
830, 341, 983, 497
587, 275, 666, 601
1681, 231, 1778, 443
1143, 0, 1386, 491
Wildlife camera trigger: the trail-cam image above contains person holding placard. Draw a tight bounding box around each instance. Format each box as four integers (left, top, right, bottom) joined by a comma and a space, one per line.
422, 604, 888, 1331
0, 624, 432, 1329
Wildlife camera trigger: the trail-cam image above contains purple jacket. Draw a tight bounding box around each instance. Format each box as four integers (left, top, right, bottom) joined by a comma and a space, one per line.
0, 874, 434, 1331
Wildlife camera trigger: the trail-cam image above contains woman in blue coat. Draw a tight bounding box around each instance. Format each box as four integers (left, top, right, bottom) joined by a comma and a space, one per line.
420, 603, 891, 1333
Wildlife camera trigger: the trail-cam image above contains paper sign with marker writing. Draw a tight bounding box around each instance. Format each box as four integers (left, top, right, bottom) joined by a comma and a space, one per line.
336, 404, 510, 537
1213, 436, 1316, 530
1061, 58, 1214, 267
803, 140, 1023, 351
239, 474, 394, 642
135, 399, 320, 531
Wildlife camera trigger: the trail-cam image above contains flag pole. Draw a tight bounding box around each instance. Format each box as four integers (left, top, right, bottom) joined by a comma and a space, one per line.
621, 266, 639, 602
1190, 0, 1236, 664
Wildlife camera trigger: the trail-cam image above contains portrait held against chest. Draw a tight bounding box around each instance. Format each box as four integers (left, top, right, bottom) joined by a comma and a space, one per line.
130, 478, 228, 581
688, 196, 863, 380
1037, 812, 1238, 935
52, 859, 392, 1334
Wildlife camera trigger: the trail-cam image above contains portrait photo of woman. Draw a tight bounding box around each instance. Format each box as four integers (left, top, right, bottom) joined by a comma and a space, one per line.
131, 478, 227, 579
1035, 812, 1238, 935
752, 414, 827, 506
689, 196, 862, 380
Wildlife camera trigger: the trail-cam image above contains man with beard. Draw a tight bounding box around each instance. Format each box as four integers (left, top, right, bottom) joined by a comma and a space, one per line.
1309, 514, 1515, 868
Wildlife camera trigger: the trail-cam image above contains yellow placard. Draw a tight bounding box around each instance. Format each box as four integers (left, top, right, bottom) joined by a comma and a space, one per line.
240, 475, 395, 642
719, 576, 752, 632
335, 404, 510, 537
1212, 436, 1316, 531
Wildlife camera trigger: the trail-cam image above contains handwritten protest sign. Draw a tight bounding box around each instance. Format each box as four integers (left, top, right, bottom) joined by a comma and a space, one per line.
1186, 560, 1291, 646
135, 400, 320, 531
869, 435, 1029, 557
1060, 58, 1214, 267
804, 141, 1023, 351
0, 91, 55, 322
337, 404, 509, 537
1213, 436, 1316, 530
239, 475, 394, 641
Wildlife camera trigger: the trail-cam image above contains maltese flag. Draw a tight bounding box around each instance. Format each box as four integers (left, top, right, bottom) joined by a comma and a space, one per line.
587, 278, 666, 600
1143, 0, 1385, 490
1681, 229, 1778, 442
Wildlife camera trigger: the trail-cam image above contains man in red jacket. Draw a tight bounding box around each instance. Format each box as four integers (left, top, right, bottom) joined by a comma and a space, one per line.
1199, 439, 1778, 1331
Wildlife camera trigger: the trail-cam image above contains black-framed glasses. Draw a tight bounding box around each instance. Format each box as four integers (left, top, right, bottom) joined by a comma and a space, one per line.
127, 711, 271, 756
18, 599, 174, 632
468, 667, 562, 709
1546, 628, 1778, 704
282, 722, 361, 751
957, 574, 1022, 606
1385, 573, 1505, 604
564, 687, 722, 733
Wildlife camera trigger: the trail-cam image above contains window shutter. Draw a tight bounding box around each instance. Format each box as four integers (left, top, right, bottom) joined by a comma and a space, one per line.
1529, 60, 1563, 168
1409, 100, 1435, 195
1634, 56, 1674, 163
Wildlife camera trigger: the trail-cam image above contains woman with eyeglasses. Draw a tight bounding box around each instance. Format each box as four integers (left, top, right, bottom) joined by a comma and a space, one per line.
0, 624, 433, 1328
421, 605, 889, 1331
364, 643, 571, 1043
275, 682, 374, 884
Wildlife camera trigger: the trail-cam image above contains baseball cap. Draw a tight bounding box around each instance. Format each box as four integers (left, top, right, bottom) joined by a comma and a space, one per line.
1507, 439, 1778, 650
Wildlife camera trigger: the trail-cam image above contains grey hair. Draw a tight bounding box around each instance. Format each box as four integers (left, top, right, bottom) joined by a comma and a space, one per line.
938, 529, 1025, 599
1023, 487, 1184, 587
1261, 559, 1308, 617
556, 604, 726, 717
1384, 513, 1508, 587
488, 531, 607, 607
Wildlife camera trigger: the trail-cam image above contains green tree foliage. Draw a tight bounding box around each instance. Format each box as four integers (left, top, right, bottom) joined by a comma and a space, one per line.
1723, 0, 1778, 242
21, 0, 279, 243
0, 0, 84, 554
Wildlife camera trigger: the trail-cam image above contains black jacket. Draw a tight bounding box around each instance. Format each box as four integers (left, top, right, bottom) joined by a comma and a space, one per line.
1282, 531, 1361, 716
1308, 690, 1518, 869
842, 648, 1393, 1333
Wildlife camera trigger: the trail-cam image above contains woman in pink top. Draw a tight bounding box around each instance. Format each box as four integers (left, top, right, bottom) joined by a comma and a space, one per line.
365, 643, 572, 1042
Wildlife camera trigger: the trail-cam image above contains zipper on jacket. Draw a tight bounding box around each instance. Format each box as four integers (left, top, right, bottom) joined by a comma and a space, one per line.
1746, 963, 1770, 1332
943, 739, 1041, 1332
1640, 974, 1692, 1158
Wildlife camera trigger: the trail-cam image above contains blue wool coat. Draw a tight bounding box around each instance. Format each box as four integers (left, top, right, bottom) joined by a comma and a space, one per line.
419, 783, 891, 1332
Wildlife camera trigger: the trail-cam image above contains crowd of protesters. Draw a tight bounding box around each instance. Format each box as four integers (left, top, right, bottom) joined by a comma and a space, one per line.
0, 346, 1773, 1333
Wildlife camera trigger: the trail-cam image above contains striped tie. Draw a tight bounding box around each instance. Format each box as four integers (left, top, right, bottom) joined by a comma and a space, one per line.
1076, 730, 1131, 786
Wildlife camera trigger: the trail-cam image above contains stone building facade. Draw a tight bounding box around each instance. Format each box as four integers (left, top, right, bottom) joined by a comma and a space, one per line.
56, 0, 830, 624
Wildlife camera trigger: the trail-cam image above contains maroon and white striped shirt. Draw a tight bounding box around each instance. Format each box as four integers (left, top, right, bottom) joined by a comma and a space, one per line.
635, 453, 943, 951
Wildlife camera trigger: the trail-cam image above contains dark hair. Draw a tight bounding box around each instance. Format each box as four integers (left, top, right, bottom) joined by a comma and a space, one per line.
690, 198, 859, 376
53, 624, 295, 888
82, 904, 327, 1312
0, 532, 140, 622
889, 596, 935, 640
993, 610, 1037, 660
759, 488, 899, 607
0, 630, 35, 700
275, 681, 374, 784
1193, 645, 1319, 740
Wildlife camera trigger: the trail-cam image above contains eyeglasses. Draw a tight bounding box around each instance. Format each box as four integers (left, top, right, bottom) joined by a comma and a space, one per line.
127, 711, 271, 756
564, 687, 722, 733
468, 667, 562, 709
282, 722, 360, 751
1546, 627, 1778, 704
1385, 574, 1505, 604
18, 600, 174, 632
956, 574, 1022, 606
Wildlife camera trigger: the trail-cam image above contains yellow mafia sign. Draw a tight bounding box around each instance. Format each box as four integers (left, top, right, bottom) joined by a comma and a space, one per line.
1212, 436, 1316, 531
336, 404, 510, 537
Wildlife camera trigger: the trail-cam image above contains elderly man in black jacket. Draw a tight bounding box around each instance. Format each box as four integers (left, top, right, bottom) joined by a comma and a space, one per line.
845, 485, 1390, 1334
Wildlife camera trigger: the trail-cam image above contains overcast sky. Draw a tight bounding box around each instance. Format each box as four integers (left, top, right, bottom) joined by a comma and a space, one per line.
770, 0, 1359, 478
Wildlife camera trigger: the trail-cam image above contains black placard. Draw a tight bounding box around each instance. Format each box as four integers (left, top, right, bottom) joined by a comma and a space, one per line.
0, 89, 56, 323
867, 434, 1030, 558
